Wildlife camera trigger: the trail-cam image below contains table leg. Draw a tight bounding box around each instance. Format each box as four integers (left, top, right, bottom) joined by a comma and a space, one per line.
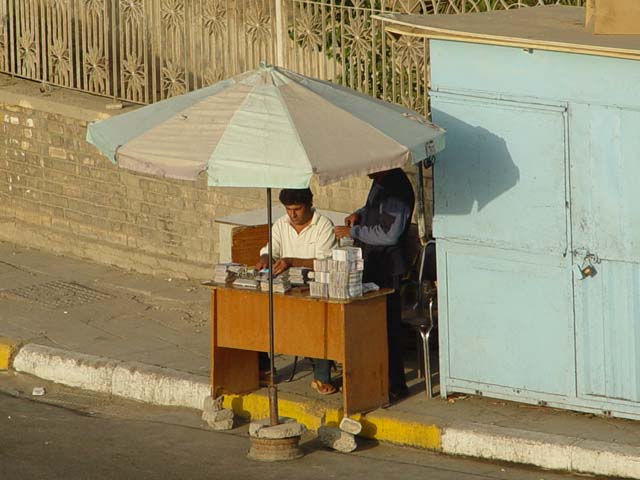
210, 290, 259, 396
341, 297, 389, 415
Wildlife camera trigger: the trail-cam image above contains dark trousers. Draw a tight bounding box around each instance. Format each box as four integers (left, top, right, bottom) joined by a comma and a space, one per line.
261, 353, 330, 383
386, 288, 407, 392
313, 359, 331, 383
258, 352, 270, 372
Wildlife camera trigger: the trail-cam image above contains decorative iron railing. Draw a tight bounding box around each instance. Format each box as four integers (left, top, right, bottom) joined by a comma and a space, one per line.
0, 0, 279, 104
0, 0, 583, 111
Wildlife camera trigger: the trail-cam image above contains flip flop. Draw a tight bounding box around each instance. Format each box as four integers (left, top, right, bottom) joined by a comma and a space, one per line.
310, 379, 337, 395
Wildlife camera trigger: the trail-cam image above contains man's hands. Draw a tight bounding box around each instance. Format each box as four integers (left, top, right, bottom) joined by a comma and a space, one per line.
272, 258, 293, 276
256, 255, 293, 276
334, 226, 351, 239
255, 254, 269, 271
344, 213, 359, 227
335, 212, 359, 239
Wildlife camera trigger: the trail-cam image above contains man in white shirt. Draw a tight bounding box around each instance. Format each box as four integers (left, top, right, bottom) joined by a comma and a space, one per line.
256, 188, 336, 274
255, 188, 337, 394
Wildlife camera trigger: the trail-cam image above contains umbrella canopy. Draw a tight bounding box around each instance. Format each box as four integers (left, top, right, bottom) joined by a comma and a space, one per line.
87, 64, 445, 189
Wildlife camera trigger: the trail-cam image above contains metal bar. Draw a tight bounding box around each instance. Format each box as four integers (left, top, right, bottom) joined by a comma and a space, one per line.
111, 0, 118, 99
151, 0, 159, 102
266, 188, 279, 427
275, 0, 284, 66
416, 161, 427, 244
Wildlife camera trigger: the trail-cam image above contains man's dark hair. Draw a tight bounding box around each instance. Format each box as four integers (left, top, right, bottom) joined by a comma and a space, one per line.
279, 188, 313, 207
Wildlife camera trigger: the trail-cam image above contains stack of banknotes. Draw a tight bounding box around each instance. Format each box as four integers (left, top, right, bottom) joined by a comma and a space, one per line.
213, 263, 245, 284
256, 270, 292, 293
309, 247, 364, 299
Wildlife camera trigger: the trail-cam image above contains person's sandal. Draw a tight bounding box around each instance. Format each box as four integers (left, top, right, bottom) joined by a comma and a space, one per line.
310, 379, 337, 395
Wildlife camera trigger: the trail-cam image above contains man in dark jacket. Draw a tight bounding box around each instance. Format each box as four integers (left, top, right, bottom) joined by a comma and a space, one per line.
335, 168, 415, 401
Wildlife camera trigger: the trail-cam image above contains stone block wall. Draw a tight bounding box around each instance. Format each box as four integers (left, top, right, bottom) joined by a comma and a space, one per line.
0, 76, 426, 280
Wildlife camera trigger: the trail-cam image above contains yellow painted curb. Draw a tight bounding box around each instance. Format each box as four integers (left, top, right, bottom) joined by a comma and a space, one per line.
0, 337, 20, 370
223, 392, 442, 450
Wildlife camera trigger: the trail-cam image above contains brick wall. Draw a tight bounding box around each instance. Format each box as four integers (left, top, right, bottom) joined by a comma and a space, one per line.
0, 76, 427, 279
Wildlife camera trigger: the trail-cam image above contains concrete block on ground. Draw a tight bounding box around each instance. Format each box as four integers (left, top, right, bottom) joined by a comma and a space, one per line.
12, 344, 117, 393
208, 418, 235, 431
203, 395, 224, 413
318, 426, 357, 453
111, 362, 209, 410
248, 417, 296, 437
203, 407, 234, 426
339, 417, 362, 435
250, 418, 306, 439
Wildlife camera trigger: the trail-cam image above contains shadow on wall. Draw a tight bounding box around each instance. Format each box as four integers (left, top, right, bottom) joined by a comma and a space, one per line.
431, 108, 520, 215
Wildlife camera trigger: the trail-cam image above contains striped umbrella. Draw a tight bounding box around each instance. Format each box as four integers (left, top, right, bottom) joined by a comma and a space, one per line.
86, 63, 446, 428
86, 64, 445, 188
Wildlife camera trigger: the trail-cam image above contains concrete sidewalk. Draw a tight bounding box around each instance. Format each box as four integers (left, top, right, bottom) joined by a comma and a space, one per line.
1, 241, 639, 479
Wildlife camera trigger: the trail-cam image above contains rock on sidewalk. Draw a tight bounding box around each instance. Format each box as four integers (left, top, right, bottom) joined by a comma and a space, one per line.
202, 395, 224, 413
203, 409, 235, 430
207, 418, 234, 431
318, 426, 358, 453
202, 395, 234, 430
339, 417, 362, 435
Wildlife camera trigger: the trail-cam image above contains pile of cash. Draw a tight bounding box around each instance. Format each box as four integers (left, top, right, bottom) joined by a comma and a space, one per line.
288, 267, 312, 286
213, 263, 245, 284
310, 247, 364, 299
309, 279, 329, 298
256, 270, 292, 293
231, 277, 259, 290
338, 237, 354, 247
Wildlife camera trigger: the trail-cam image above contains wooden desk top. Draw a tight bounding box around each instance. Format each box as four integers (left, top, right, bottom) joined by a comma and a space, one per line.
202, 282, 393, 305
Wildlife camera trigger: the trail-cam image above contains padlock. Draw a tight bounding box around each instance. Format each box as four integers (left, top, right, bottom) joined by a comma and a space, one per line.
580, 264, 597, 279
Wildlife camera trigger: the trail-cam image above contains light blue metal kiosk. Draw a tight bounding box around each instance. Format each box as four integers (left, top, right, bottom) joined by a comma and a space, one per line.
380, 5, 640, 419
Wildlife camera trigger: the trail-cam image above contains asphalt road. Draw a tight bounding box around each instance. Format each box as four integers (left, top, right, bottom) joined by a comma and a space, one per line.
0, 372, 603, 480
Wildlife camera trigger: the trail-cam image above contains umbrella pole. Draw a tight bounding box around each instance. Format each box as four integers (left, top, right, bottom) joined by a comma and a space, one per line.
266, 188, 279, 426
248, 191, 304, 462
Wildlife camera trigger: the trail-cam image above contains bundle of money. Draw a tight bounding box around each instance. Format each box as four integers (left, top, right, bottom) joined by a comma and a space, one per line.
288, 267, 311, 286
232, 277, 260, 290
313, 258, 329, 272
310, 258, 330, 298
331, 246, 362, 262
213, 263, 245, 284
328, 271, 363, 285
338, 237, 355, 247
309, 271, 329, 283
328, 259, 364, 272
328, 283, 363, 299
309, 281, 329, 298
256, 270, 292, 293
310, 247, 365, 299
329, 247, 364, 299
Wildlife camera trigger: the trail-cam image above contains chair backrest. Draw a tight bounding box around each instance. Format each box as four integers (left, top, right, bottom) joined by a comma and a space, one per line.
418, 239, 437, 285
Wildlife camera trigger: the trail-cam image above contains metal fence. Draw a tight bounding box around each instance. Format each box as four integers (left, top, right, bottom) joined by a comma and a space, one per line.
0, 0, 584, 111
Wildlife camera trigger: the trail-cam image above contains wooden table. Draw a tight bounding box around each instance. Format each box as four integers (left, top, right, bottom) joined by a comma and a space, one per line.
207, 284, 392, 415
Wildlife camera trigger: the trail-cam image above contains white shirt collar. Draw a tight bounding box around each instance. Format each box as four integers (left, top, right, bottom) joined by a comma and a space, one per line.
285, 209, 319, 229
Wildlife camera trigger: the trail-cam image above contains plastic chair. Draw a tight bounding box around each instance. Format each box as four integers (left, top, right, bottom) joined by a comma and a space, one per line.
401, 239, 437, 397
